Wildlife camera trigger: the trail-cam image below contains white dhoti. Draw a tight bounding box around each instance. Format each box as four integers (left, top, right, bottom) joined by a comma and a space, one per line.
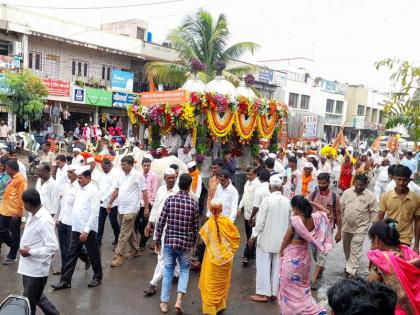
374, 180, 388, 201
150, 230, 179, 286
255, 247, 279, 297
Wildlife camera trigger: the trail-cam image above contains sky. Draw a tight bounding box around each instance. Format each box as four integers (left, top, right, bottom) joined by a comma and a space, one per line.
4, 0, 420, 90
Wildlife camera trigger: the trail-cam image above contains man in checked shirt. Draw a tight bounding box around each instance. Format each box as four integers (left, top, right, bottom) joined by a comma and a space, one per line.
155, 173, 199, 314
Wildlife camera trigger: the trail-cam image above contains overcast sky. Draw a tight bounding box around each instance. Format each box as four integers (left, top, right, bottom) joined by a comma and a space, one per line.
4, 0, 420, 90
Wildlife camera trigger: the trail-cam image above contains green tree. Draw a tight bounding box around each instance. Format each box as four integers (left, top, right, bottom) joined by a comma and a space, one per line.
0, 69, 48, 123
375, 58, 420, 146
146, 10, 260, 88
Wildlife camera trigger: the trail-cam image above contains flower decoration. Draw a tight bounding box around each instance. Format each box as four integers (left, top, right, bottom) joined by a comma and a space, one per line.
191, 58, 206, 74
245, 74, 255, 86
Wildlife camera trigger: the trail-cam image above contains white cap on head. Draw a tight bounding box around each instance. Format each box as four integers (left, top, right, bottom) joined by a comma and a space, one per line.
297, 150, 304, 154
307, 154, 316, 158
289, 153, 295, 157
144, 153, 154, 162
269, 175, 283, 186
86, 157, 95, 164
67, 165, 78, 171
74, 165, 90, 176
73, 147, 81, 153
187, 161, 196, 169
164, 167, 176, 176
303, 162, 314, 169
268, 153, 277, 159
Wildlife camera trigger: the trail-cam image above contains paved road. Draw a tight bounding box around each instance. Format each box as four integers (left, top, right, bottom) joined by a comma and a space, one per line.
0, 215, 372, 315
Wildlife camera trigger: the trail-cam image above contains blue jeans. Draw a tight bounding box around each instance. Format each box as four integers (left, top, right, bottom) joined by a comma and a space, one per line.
161, 245, 191, 303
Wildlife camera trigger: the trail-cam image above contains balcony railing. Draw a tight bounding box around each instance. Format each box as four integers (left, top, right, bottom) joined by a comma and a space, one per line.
325, 113, 343, 126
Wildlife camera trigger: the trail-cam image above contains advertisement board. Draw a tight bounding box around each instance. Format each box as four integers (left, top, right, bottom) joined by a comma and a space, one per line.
111, 70, 134, 92
43, 79, 70, 97
71, 86, 85, 104
303, 115, 318, 139
353, 116, 365, 129
85, 88, 112, 107
140, 90, 187, 106
112, 92, 138, 108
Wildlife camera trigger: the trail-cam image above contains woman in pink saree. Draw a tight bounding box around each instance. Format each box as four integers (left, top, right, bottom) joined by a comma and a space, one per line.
278, 195, 333, 315
367, 219, 420, 315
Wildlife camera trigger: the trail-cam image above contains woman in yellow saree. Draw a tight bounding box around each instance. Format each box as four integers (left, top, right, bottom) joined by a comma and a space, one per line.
198, 199, 241, 315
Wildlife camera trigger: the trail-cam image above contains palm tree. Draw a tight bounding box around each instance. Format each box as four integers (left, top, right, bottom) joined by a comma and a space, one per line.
145, 10, 260, 88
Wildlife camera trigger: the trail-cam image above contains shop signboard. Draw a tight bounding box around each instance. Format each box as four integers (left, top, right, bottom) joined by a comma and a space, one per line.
43, 79, 70, 97
353, 116, 365, 129
85, 88, 112, 107
112, 92, 138, 108
273, 71, 287, 87
111, 70, 134, 92
0, 74, 9, 94
303, 115, 318, 139
140, 90, 187, 106
71, 86, 85, 104
258, 68, 274, 84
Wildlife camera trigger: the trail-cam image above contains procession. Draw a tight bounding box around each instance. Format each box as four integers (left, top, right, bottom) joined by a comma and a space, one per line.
0, 1, 419, 315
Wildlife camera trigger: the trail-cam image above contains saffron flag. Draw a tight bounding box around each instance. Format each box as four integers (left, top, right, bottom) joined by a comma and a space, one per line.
370, 136, 381, 151
332, 128, 345, 149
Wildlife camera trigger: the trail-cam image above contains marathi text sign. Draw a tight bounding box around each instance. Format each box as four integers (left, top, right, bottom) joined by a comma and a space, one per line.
140, 90, 187, 106
303, 115, 318, 139
112, 92, 138, 108
111, 70, 134, 92
43, 79, 70, 97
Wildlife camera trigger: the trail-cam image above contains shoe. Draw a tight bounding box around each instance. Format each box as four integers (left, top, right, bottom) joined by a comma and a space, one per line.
85, 259, 91, 270
144, 285, 156, 296
139, 246, 145, 252
242, 257, 249, 266
111, 254, 124, 267
112, 243, 117, 251
190, 261, 201, 270
112, 240, 117, 246
51, 282, 71, 290
126, 249, 141, 258
87, 279, 101, 288
52, 270, 62, 276
2, 257, 16, 265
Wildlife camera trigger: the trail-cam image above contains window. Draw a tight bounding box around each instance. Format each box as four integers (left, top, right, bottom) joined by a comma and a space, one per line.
102, 66, 106, 80
335, 100, 343, 114
326, 99, 334, 113
107, 67, 111, 81
379, 110, 384, 123
102, 66, 112, 81
300, 95, 310, 110
77, 62, 82, 76
288, 93, 299, 108
137, 27, 145, 40
357, 104, 365, 116
83, 63, 88, 77
28, 52, 42, 70
72, 60, 76, 75
73, 60, 88, 77
0, 42, 8, 56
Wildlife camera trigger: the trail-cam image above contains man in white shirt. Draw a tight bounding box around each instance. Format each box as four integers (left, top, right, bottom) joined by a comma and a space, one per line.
143, 168, 179, 297
373, 159, 391, 200
107, 155, 149, 268
249, 170, 271, 226
54, 155, 69, 190
248, 176, 291, 302
97, 158, 120, 248
35, 163, 60, 218
212, 170, 239, 222
188, 161, 202, 202
56, 165, 90, 275
52, 166, 102, 290
9, 150, 27, 179
39, 142, 56, 167
0, 120, 8, 140
318, 156, 332, 175
86, 157, 103, 189
177, 147, 196, 164
71, 148, 84, 166
164, 129, 182, 155
132, 140, 142, 156
296, 150, 307, 172
18, 189, 59, 315
237, 167, 260, 265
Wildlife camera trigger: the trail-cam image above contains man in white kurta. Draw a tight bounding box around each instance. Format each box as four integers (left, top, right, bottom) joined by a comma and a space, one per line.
143, 168, 179, 296
35, 163, 61, 219
248, 176, 291, 302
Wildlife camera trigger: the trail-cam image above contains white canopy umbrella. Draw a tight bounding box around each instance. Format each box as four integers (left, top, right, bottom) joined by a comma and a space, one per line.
181, 74, 206, 93
206, 75, 237, 95
236, 80, 256, 98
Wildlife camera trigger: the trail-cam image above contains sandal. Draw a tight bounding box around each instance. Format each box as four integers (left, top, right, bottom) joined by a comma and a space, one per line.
144, 285, 156, 296
249, 295, 269, 302
160, 303, 169, 313
310, 281, 318, 290
175, 306, 183, 315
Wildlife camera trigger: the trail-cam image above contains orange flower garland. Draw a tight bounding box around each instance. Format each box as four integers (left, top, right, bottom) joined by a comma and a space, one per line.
207, 109, 235, 138
235, 111, 257, 141
257, 112, 278, 139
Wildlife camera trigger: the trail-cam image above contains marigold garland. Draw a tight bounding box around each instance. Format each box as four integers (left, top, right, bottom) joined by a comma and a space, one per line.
235, 111, 257, 141
207, 109, 235, 138
257, 112, 278, 139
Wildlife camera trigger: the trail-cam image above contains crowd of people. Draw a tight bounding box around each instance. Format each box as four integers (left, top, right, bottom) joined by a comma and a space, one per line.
0, 135, 419, 315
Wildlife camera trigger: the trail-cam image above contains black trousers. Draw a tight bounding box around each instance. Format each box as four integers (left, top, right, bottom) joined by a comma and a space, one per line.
135, 206, 151, 248
60, 231, 102, 284
97, 206, 120, 245
0, 214, 21, 260
243, 219, 255, 259
57, 223, 88, 273
22, 275, 59, 315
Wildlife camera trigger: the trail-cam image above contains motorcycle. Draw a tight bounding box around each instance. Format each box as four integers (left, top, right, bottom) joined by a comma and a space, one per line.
28, 151, 40, 176
0, 294, 31, 315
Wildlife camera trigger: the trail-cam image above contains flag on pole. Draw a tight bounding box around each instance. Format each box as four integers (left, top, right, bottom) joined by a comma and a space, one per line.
370, 136, 381, 151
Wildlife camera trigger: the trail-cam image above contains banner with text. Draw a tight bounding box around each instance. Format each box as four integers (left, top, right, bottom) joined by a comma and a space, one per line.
112, 92, 138, 108
303, 115, 318, 139
111, 70, 134, 92
140, 90, 187, 106
85, 88, 112, 107
43, 79, 70, 97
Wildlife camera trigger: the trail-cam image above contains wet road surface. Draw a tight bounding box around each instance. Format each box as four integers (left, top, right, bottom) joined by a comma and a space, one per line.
0, 216, 371, 315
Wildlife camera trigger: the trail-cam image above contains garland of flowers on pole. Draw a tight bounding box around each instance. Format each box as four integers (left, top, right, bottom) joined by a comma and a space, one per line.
126, 92, 288, 141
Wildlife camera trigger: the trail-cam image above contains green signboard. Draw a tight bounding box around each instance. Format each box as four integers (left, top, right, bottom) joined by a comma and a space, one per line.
85, 88, 112, 107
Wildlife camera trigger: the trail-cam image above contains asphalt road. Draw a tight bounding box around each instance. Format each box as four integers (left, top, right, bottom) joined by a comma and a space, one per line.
0, 173, 372, 314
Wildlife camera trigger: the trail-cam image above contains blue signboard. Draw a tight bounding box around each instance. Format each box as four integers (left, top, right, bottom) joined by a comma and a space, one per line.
0, 74, 8, 94
258, 68, 274, 83
111, 70, 134, 92
112, 92, 138, 108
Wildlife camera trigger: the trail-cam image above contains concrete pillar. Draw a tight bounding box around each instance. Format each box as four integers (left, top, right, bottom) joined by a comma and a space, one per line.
21, 34, 29, 69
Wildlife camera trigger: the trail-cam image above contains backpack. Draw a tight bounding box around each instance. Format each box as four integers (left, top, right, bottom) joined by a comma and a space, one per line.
309, 188, 337, 228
